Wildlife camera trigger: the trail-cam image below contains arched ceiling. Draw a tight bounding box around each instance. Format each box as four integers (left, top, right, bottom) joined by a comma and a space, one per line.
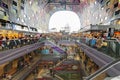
22, 0, 113, 32
24, 0, 89, 32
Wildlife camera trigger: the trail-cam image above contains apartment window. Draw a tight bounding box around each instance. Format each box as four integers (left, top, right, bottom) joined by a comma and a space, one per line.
106, 0, 110, 6
12, 1, 17, 6
4, 12, 6, 16
114, 2, 118, 8
21, 26, 24, 29
1, 22, 6, 27
35, 28, 37, 31
21, 0, 25, 4
12, 8, 17, 14
21, 6, 24, 10
15, 9, 17, 13
0, 10, 4, 15
100, 0, 104, 3
106, 8, 110, 12
0, 2, 8, 9
115, 10, 120, 15
0, 10, 6, 16
2, 3, 8, 9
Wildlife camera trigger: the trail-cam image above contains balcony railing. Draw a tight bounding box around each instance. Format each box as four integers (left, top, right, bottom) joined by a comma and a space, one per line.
0, 38, 39, 51
71, 37, 120, 59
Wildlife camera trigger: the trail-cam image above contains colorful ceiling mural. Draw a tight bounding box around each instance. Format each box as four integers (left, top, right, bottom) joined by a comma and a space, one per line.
0, 0, 118, 32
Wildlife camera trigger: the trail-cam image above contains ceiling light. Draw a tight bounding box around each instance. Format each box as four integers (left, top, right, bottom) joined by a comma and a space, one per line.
28, 17, 31, 20
96, 17, 98, 19
29, 1, 32, 5
101, 7, 104, 10
17, 18, 20, 21
105, 17, 108, 20
32, 14, 34, 17
101, 19, 103, 22
24, 14, 26, 18
94, 1, 97, 5
36, 17, 38, 20
21, 19, 24, 22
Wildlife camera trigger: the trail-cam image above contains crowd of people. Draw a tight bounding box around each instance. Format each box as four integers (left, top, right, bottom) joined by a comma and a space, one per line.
0, 34, 39, 50
84, 36, 108, 49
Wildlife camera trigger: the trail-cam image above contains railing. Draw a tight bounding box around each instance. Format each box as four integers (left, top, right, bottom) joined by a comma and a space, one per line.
38, 37, 46, 42
41, 38, 120, 80
54, 70, 69, 80
0, 40, 45, 65
85, 58, 120, 80
71, 37, 120, 59
45, 37, 120, 59
104, 39, 120, 58
47, 37, 116, 58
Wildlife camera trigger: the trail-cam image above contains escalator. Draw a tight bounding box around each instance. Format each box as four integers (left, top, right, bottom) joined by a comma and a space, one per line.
76, 41, 120, 77
85, 58, 120, 80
